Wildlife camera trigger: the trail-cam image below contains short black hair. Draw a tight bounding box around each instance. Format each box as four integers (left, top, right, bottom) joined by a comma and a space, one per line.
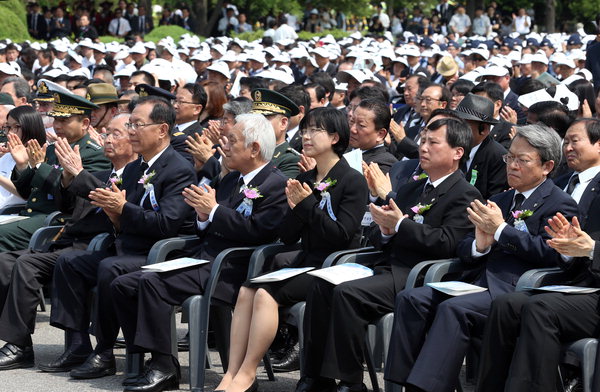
571, 118, 600, 144
349, 85, 387, 104
426, 117, 473, 166
472, 81, 504, 104
425, 84, 452, 105
358, 98, 391, 133
299, 107, 350, 157
309, 72, 335, 101
135, 96, 176, 131
450, 79, 475, 96
518, 78, 545, 96
7, 106, 46, 145
131, 70, 156, 86
181, 83, 208, 107
568, 79, 596, 116
529, 101, 573, 138
240, 76, 269, 91
305, 83, 327, 103
278, 85, 311, 112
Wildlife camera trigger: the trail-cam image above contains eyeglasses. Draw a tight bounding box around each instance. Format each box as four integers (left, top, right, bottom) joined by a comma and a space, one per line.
124, 122, 162, 131
416, 96, 442, 104
100, 131, 129, 140
502, 154, 539, 167
173, 99, 196, 105
2, 124, 21, 133
299, 127, 327, 137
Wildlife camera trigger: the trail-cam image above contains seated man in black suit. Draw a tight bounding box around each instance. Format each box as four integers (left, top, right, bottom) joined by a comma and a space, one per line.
42, 96, 197, 378
384, 124, 579, 392
454, 93, 508, 199
476, 118, 600, 392
111, 113, 289, 391
0, 114, 137, 370
297, 117, 482, 392
350, 98, 397, 174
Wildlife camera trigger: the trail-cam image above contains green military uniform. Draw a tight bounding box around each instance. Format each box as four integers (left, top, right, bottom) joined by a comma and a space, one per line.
272, 141, 300, 178
251, 88, 301, 179
0, 91, 110, 252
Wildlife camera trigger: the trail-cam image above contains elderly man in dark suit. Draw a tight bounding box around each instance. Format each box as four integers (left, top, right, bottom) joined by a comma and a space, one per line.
385, 124, 579, 392
0, 114, 137, 370
454, 93, 508, 199
476, 118, 600, 392
42, 96, 197, 378
111, 113, 289, 391
297, 117, 482, 392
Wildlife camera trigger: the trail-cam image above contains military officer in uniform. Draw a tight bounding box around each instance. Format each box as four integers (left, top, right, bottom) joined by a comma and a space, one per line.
0, 90, 110, 252
251, 88, 301, 178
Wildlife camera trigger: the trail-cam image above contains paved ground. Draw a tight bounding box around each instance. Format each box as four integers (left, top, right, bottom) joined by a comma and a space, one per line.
1, 302, 475, 392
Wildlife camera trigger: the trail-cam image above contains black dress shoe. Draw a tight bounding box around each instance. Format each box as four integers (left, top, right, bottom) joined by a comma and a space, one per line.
295, 377, 336, 392
244, 379, 258, 392
38, 348, 89, 372
70, 354, 116, 379
271, 341, 300, 372
336, 382, 367, 392
0, 343, 34, 370
123, 367, 179, 392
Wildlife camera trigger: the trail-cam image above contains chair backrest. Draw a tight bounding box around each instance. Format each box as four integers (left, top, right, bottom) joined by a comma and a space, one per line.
328, 250, 383, 268
246, 242, 300, 279
28, 225, 63, 251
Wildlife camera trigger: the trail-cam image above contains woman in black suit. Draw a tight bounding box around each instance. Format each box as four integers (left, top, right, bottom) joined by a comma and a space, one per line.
214, 107, 368, 392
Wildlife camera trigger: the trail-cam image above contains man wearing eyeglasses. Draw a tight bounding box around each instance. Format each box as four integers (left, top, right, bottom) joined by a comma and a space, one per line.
43, 95, 197, 379
171, 83, 207, 165
0, 114, 137, 371
385, 124, 579, 392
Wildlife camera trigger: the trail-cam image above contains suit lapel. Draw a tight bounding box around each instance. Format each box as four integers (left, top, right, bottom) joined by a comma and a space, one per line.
229, 164, 274, 208
578, 172, 600, 224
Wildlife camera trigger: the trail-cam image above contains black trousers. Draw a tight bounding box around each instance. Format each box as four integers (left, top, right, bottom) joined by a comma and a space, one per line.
111, 264, 211, 355
50, 249, 146, 353
384, 286, 492, 392
303, 269, 396, 384
0, 246, 83, 346
477, 291, 600, 392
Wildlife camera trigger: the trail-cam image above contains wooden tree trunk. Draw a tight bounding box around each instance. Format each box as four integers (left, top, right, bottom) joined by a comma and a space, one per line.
191, 0, 207, 35
545, 0, 556, 33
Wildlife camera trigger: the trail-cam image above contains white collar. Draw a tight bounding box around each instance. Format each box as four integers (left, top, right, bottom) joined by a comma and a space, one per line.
426, 171, 454, 188
515, 180, 545, 200
286, 125, 299, 140
574, 165, 600, 185
176, 120, 196, 132
239, 162, 269, 186
142, 145, 169, 172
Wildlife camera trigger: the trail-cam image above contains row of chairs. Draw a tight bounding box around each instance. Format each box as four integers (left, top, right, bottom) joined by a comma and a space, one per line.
27, 219, 597, 392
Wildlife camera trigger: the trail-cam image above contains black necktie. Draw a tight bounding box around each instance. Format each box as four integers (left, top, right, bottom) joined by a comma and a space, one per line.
139, 16, 144, 32
232, 177, 245, 198
423, 183, 434, 195
512, 193, 525, 212
116, 19, 121, 35
566, 174, 580, 195
139, 161, 149, 177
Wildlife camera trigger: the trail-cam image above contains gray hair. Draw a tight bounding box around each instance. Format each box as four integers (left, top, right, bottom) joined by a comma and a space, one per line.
235, 113, 276, 162
513, 124, 562, 170
223, 99, 252, 116
2, 77, 31, 103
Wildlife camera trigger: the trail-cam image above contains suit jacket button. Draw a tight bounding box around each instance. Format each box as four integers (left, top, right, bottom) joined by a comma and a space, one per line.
32, 198, 37, 202
27, 208, 32, 213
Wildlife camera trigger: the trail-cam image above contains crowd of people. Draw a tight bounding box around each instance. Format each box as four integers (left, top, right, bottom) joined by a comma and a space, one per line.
0, 3, 599, 392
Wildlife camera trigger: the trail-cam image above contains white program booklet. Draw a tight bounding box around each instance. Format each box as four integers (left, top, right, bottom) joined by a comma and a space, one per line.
250, 267, 315, 283
141, 257, 210, 272
343, 149, 363, 174
527, 285, 600, 294
0, 215, 29, 225
308, 263, 374, 285
427, 281, 488, 296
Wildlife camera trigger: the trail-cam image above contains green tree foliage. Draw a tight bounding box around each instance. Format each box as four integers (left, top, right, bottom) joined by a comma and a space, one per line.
144, 25, 204, 42
0, 0, 30, 42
